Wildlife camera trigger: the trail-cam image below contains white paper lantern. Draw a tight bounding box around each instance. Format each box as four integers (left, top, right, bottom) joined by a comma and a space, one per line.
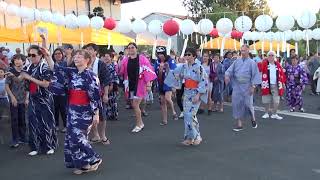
274, 32, 282, 42
234, 15, 252, 32
90, 16, 104, 30
65, 14, 78, 29
33, 9, 41, 21
77, 15, 90, 28
312, 28, 320, 40
265, 31, 275, 41
255, 15, 273, 32
18, 7, 33, 19
0, 1, 8, 12
303, 29, 313, 41
216, 18, 233, 35
276, 15, 295, 31
52, 12, 65, 26
117, 19, 132, 33
198, 18, 214, 35
251, 31, 260, 41
6, 4, 20, 16
41, 10, 53, 23
243, 31, 252, 40
180, 19, 195, 35
284, 30, 293, 40
148, 20, 163, 36
292, 30, 303, 41
297, 10, 317, 29
132, 19, 147, 34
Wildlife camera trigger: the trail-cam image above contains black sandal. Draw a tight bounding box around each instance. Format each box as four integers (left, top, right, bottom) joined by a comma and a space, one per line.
101, 138, 111, 145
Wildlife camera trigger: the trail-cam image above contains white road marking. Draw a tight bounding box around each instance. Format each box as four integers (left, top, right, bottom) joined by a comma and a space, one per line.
224, 102, 320, 120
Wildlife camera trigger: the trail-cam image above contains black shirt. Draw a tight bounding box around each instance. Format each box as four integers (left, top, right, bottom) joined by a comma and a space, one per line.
127, 57, 139, 92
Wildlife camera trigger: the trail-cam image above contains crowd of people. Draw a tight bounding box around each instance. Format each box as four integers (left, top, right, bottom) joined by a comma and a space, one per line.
0, 34, 320, 174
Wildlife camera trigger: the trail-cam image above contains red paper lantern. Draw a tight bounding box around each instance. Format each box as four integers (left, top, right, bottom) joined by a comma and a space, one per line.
209, 28, 219, 37
237, 31, 244, 39
104, 17, 116, 30
163, 19, 179, 36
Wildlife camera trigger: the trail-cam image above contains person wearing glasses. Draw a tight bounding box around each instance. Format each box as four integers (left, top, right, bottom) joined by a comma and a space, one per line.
165, 47, 208, 146
18, 45, 57, 156
119, 42, 156, 133
225, 45, 261, 132
46, 49, 103, 175
154, 46, 178, 125
50, 48, 68, 133
260, 51, 286, 120
285, 55, 309, 112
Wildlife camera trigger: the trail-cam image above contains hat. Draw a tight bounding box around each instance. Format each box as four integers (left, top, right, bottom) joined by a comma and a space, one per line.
156, 46, 166, 55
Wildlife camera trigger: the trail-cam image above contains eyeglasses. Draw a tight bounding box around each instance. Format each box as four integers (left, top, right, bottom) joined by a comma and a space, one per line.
28, 53, 37, 58
184, 53, 192, 57
54, 52, 62, 55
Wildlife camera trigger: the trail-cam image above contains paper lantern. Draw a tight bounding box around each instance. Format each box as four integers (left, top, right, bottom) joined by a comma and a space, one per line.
77, 15, 90, 28
90, 16, 104, 30
19, 7, 33, 19
265, 31, 275, 41
251, 31, 260, 41
231, 30, 243, 39
198, 19, 213, 35
276, 15, 295, 31
243, 31, 252, 40
216, 18, 233, 35
33, 9, 41, 21
273, 32, 282, 42
163, 19, 179, 36
104, 17, 116, 30
117, 19, 132, 33
0, 1, 7, 12
234, 15, 252, 32
292, 30, 303, 41
180, 19, 195, 35
209, 28, 219, 37
312, 28, 320, 40
52, 12, 65, 26
284, 30, 293, 41
255, 15, 273, 32
132, 19, 147, 34
41, 10, 53, 23
148, 20, 163, 36
6, 4, 19, 16
303, 29, 313, 41
297, 10, 317, 29
65, 14, 78, 29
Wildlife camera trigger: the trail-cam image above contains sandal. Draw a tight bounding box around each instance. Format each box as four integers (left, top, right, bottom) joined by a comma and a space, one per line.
192, 138, 202, 146
181, 140, 193, 146
101, 138, 111, 145
131, 125, 144, 133
173, 113, 178, 121
89, 138, 101, 144
160, 121, 168, 126
219, 108, 224, 113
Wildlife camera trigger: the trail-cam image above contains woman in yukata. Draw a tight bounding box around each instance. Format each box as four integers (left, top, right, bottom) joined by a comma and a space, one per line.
285, 55, 309, 112
165, 47, 208, 146
154, 46, 178, 125
19, 45, 57, 156
46, 49, 103, 175
199, 52, 213, 115
210, 54, 225, 112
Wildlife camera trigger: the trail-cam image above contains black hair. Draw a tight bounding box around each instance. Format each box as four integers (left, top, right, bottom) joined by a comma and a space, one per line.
52, 48, 65, 62
290, 49, 296, 53
63, 44, 73, 50
83, 43, 99, 52
0, 67, 5, 72
185, 47, 197, 57
127, 42, 137, 49
29, 45, 42, 55
224, 51, 232, 59
11, 54, 24, 65
100, 50, 114, 58
119, 51, 124, 56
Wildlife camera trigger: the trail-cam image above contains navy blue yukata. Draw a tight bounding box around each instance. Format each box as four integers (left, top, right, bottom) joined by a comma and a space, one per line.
25, 61, 57, 153
54, 65, 101, 169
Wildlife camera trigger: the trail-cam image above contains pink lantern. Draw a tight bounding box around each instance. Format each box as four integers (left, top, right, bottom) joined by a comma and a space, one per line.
209, 28, 219, 38
163, 19, 179, 36
104, 17, 116, 30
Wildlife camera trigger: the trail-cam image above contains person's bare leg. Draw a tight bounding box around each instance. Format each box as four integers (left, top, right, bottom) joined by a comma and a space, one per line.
220, 101, 224, 112
132, 99, 143, 127
99, 120, 110, 144
273, 102, 280, 114
90, 124, 100, 141
160, 95, 168, 123
165, 91, 176, 115
140, 99, 146, 114
237, 119, 243, 127
208, 90, 212, 111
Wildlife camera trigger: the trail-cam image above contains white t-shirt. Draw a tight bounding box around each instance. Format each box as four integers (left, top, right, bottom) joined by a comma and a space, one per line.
269, 63, 277, 85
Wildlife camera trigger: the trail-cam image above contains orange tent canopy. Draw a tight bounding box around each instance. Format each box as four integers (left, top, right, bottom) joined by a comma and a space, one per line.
202, 37, 241, 50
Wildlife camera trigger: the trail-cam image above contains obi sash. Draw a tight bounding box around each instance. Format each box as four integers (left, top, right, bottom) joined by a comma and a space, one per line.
236, 75, 251, 84
185, 79, 198, 89
69, 89, 90, 105
29, 82, 38, 94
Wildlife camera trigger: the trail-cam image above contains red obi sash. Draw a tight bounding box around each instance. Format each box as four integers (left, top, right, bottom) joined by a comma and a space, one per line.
185, 79, 198, 89
69, 90, 90, 105
29, 82, 38, 94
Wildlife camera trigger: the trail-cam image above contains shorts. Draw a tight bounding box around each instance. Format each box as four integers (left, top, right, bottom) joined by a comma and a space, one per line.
262, 85, 280, 104
158, 83, 172, 95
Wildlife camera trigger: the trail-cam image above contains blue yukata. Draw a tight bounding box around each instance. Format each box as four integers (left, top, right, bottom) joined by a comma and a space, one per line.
154, 57, 177, 95
50, 60, 68, 128
225, 58, 261, 120
25, 61, 57, 153
54, 65, 101, 169
222, 58, 234, 96
105, 62, 119, 120
165, 63, 208, 141
210, 62, 225, 103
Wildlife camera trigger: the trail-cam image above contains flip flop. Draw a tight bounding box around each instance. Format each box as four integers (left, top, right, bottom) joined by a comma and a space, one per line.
89, 139, 101, 144
101, 138, 111, 145
160, 121, 168, 126
181, 140, 193, 146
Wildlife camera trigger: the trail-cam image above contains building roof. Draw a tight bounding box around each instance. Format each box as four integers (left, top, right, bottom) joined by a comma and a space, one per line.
142, 12, 188, 20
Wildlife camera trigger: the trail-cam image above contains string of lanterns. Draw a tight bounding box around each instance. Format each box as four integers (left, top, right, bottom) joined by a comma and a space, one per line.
0, 1, 319, 55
